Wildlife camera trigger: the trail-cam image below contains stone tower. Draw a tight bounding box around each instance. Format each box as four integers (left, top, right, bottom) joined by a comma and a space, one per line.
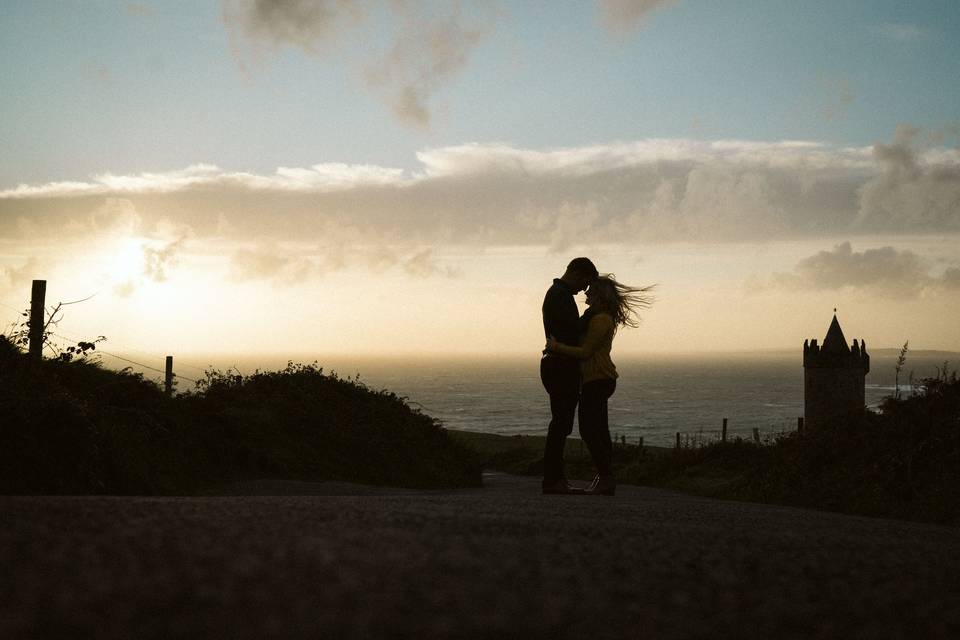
803, 314, 870, 429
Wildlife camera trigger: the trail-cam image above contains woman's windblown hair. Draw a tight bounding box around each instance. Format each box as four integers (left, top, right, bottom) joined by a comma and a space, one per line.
590, 275, 655, 330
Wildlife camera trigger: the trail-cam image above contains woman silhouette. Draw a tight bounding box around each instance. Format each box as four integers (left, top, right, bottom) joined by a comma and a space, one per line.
547, 275, 653, 495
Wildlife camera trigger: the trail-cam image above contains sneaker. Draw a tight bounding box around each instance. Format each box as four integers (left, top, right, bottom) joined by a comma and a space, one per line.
585, 475, 615, 496
584, 475, 600, 493
542, 479, 584, 495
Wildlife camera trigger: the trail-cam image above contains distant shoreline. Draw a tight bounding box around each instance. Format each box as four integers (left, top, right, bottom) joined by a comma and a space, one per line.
97, 348, 960, 368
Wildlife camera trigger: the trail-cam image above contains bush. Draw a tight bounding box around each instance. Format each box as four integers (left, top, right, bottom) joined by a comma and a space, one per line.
616, 374, 960, 524
0, 338, 481, 494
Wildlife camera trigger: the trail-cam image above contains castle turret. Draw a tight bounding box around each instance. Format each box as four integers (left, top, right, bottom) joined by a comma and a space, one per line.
803, 314, 870, 429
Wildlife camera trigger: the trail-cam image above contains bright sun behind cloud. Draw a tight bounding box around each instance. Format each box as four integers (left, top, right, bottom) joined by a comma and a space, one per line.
111, 238, 146, 283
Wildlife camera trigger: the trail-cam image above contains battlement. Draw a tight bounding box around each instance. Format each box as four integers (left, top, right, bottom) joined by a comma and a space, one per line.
803, 337, 870, 373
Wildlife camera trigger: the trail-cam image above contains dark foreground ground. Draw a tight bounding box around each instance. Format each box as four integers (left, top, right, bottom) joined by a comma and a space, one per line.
3, 474, 959, 639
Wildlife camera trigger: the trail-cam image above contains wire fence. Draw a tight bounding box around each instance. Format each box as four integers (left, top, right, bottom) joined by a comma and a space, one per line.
47, 323, 209, 374
46, 332, 198, 383
601, 424, 799, 451
2, 294, 203, 386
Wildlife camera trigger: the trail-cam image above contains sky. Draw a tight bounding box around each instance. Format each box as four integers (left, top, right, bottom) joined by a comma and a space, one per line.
1, 0, 959, 360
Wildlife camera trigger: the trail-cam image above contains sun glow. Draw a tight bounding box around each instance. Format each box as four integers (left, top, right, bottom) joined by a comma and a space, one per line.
109, 237, 148, 288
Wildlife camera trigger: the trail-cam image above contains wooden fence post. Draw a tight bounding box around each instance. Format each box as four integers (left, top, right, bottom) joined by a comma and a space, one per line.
638, 436, 643, 450
722, 417, 728, 443
675, 432, 680, 449
752, 427, 760, 443
165, 356, 174, 395
29, 280, 46, 362
797, 416, 804, 434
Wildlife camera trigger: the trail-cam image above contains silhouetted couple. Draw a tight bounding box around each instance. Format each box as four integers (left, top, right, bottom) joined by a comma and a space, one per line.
540, 257, 652, 495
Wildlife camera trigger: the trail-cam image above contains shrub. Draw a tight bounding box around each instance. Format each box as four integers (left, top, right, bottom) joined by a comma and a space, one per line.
0, 338, 480, 494
618, 374, 960, 523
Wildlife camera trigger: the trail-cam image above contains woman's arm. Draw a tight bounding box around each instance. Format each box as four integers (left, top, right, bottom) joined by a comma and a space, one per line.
549, 314, 613, 360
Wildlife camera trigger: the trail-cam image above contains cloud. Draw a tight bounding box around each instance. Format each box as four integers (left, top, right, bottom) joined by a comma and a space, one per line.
2, 130, 959, 250
765, 241, 959, 297
1, 257, 44, 291
228, 243, 321, 284
221, 0, 365, 64
142, 234, 188, 283
222, 1, 689, 126
113, 280, 136, 298
0, 163, 404, 199
228, 242, 459, 283
519, 202, 602, 252
857, 125, 960, 232
402, 249, 460, 279
97, 227, 189, 297
364, 4, 492, 128
89, 198, 143, 236
942, 267, 960, 290
596, 0, 675, 34
221, 0, 493, 128
1, 196, 143, 245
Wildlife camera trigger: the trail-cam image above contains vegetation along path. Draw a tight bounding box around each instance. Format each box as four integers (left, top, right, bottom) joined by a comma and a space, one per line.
3, 473, 959, 639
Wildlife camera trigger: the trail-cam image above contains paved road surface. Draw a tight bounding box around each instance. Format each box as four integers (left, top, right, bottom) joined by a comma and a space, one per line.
2, 473, 959, 639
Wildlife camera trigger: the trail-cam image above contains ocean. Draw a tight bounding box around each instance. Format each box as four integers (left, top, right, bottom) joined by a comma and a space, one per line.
158, 349, 956, 447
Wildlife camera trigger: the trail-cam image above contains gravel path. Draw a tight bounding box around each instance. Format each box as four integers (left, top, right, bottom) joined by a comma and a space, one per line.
2, 473, 959, 639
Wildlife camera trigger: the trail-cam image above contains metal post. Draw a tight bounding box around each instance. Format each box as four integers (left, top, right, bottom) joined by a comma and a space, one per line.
722, 417, 728, 443
29, 280, 46, 362
797, 416, 804, 434
675, 432, 680, 449
165, 356, 174, 395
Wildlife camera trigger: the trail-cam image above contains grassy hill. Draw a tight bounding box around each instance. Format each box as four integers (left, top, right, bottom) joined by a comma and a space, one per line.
5, 332, 959, 523
452, 371, 960, 524
0, 337, 481, 494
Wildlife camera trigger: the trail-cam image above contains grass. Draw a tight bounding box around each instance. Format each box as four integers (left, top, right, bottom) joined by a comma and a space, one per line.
0, 337, 481, 494
447, 430, 672, 481
451, 373, 960, 525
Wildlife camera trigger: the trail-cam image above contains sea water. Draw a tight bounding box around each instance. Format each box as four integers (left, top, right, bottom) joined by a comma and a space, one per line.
166, 350, 955, 447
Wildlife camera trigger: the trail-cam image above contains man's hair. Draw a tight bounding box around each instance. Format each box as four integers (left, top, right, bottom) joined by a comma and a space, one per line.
566, 257, 599, 279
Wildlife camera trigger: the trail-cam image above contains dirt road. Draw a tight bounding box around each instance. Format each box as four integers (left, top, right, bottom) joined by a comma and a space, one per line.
2, 473, 958, 638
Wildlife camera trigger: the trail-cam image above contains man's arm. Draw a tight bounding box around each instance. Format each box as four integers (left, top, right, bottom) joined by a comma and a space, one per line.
552, 314, 613, 360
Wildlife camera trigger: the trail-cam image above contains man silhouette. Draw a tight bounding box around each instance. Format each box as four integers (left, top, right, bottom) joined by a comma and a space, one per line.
541, 257, 598, 494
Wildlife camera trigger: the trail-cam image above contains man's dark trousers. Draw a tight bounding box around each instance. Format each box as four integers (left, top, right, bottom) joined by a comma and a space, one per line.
541, 354, 580, 487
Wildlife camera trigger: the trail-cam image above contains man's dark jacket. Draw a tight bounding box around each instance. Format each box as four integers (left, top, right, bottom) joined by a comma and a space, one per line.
542, 278, 580, 357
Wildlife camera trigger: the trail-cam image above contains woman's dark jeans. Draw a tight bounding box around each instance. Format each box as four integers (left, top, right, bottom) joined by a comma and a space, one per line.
579, 378, 617, 477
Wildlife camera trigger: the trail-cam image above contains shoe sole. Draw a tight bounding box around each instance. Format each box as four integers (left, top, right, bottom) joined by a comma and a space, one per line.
584, 487, 616, 496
